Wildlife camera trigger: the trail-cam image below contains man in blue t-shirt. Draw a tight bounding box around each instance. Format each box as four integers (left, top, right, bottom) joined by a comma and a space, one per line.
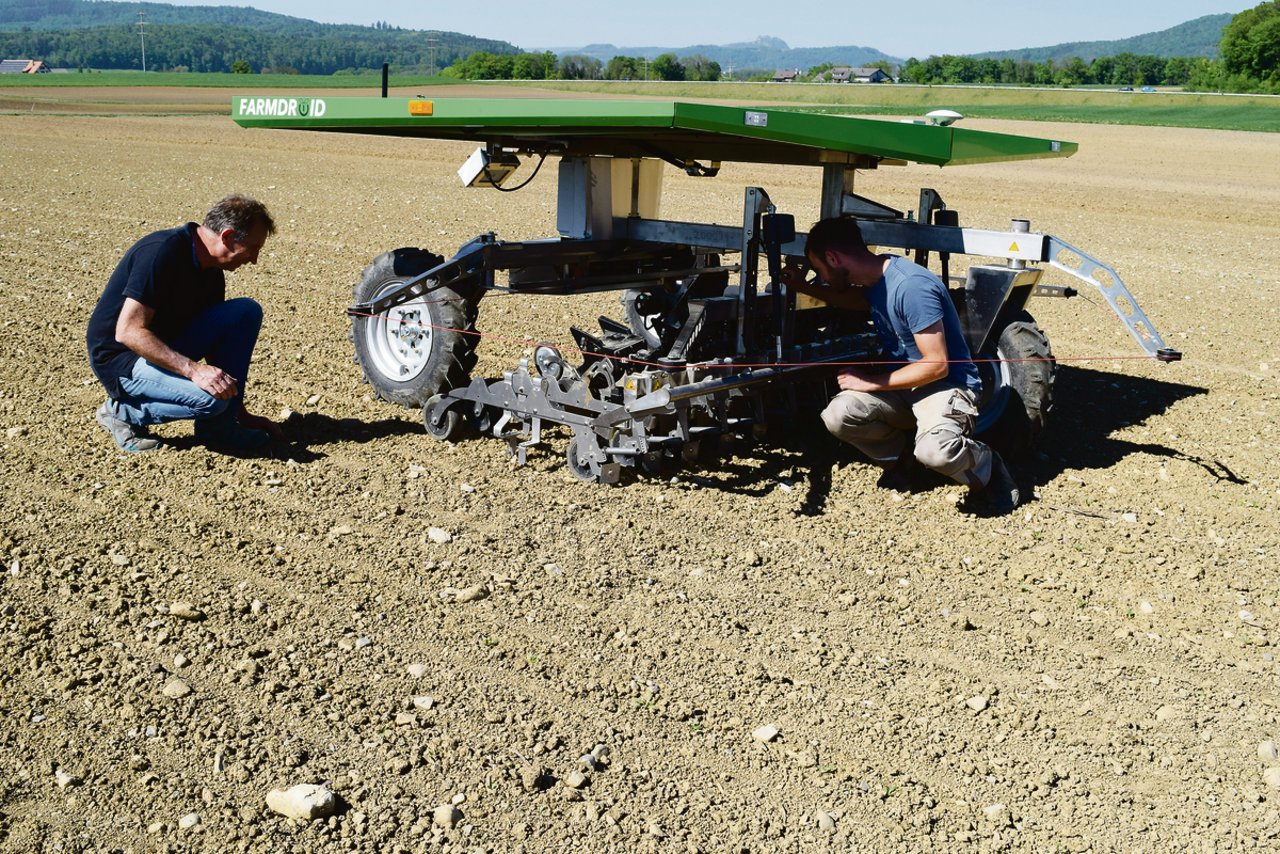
86, 195, 281, 453
783, 217, 1020, 513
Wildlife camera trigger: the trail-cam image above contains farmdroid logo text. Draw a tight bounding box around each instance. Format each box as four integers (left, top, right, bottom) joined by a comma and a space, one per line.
237, 97, 327, 118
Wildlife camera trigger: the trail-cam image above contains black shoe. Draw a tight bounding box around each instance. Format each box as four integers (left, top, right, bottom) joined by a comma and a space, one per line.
876, 452, 917, 492
975, 452, 1021, 515
194, 417, 269, 452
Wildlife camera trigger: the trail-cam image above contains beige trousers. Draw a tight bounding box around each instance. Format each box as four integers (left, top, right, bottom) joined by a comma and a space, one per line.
820, 385, 993, 487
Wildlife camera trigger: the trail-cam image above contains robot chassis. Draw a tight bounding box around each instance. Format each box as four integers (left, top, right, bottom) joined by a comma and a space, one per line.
231, 97, 1180, 482
350, 159, 1179, 484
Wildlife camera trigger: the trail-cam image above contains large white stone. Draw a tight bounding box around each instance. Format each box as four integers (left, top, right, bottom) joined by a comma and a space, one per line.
265, 784, 336, 821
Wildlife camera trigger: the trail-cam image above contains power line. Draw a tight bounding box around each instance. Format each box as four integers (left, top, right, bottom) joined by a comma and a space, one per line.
137, 11, 147, 73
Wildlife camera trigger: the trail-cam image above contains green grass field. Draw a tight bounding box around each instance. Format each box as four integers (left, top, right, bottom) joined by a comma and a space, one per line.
2, 72, 1276, 131
529, 80, 1280, 133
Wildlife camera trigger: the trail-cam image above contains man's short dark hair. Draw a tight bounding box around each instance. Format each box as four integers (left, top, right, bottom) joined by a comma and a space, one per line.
805, 217, 867, 261
204, 195, 276, 240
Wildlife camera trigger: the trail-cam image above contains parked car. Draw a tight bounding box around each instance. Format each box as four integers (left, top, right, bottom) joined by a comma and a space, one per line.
1140, 86, 1156, 93
1118, 86, 1134, 92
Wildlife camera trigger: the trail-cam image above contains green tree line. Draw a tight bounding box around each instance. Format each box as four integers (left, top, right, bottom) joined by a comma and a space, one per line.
0, 22, 516, 74
902, 2, 1279, 94
1204, 0, 1280, 92
444, 50, 723, 81
898, 53, 1201, 87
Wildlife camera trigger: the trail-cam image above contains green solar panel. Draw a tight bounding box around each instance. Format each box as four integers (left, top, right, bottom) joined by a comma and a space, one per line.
231, 96, 1076, 168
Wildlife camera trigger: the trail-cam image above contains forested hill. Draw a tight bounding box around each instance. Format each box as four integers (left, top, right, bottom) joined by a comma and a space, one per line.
0, 0, 520, 73
972, 14, 1230, 63
0, 0, 316, 31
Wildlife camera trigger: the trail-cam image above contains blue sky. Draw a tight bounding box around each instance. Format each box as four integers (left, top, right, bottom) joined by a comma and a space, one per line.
156, 1, 1252, 57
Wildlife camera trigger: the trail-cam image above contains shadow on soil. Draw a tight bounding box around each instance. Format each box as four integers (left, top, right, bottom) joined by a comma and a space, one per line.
1028, 363, 1225, 484
274, 412, 426, 462
704, 363, 1213, 515
163, 412, 423, 462
179, 365, 1213, 506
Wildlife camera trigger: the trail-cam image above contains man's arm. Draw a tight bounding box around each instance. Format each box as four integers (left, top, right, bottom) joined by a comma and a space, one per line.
115, 297, 238, 400
236, 404, 283, 438
837, 320, 951, 392
779, 262, 868, 311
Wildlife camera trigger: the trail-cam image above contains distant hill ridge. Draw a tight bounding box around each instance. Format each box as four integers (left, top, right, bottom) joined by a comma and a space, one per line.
0, 0, 1230, 73
0, 0, 520, 73
546, 35, 901, 73
1, 0, 359, 33
971, 14, 1230, 62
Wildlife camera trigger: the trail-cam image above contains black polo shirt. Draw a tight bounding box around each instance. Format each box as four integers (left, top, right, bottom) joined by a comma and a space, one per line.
86, 223, 225, 398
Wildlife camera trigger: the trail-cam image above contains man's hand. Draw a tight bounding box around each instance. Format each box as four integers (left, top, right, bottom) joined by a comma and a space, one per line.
781, 259, 868, 311
238, 407, 284, 439
118, 298, 241, 399
190, 363, 239, 400
836, 322, 952, 393
779, 259, 809, 290
836, 366, 887, 392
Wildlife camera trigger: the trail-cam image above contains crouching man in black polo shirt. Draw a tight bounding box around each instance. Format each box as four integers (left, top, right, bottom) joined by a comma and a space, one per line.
86, 194, 281, 453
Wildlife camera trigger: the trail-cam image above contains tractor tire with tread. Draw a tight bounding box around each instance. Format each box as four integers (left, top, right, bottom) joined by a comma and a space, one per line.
350, 247, 478, 408
975, 311, 1055, 453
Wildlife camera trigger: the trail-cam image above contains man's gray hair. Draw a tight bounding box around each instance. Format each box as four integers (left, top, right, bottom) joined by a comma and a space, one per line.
203, 194, 276, 240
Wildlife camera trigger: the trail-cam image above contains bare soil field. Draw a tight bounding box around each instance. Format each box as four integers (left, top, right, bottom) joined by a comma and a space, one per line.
1, 86, 1279, 853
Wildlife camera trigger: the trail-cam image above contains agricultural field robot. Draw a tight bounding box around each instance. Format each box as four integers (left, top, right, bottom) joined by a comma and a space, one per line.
233, 96, 1179, 483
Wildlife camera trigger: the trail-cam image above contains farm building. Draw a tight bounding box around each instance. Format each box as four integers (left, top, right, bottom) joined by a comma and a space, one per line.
785, 65, 894, 84
0, 59, 50, 73
793, 65, 896, 83
851, 66, 890, 83
819, 65, 891, 83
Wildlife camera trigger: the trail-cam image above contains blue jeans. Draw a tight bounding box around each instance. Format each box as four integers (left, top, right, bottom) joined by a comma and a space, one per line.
114, 298, 262, 426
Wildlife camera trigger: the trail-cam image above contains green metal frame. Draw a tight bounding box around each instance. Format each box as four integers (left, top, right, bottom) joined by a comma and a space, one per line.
231, 96, 1076, 168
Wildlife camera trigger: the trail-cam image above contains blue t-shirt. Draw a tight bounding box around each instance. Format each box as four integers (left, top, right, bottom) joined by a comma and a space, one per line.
864, 255, 980, 393
86, 223, 225, 398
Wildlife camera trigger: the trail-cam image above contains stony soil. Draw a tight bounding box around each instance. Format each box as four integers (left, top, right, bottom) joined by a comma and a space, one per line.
1, 86, 1279, 853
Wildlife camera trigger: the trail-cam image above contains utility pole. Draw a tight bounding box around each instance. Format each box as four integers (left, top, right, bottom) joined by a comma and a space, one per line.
427, 33, 438, 74
137, 11, 147, 73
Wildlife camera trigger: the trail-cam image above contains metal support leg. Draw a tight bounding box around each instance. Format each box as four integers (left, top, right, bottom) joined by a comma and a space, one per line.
820, 165, 854, 221
738, 187, 770, 357
1045, 235, 1179, 360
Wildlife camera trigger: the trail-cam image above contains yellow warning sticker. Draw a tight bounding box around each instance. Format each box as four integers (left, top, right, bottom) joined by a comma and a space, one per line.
1009, 242, 1020, 253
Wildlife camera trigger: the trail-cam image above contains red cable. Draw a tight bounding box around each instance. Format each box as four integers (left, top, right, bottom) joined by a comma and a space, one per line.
349, 309, 1166, 370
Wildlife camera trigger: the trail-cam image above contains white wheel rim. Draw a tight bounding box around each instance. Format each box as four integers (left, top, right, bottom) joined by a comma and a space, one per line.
364, 283, 433, 382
